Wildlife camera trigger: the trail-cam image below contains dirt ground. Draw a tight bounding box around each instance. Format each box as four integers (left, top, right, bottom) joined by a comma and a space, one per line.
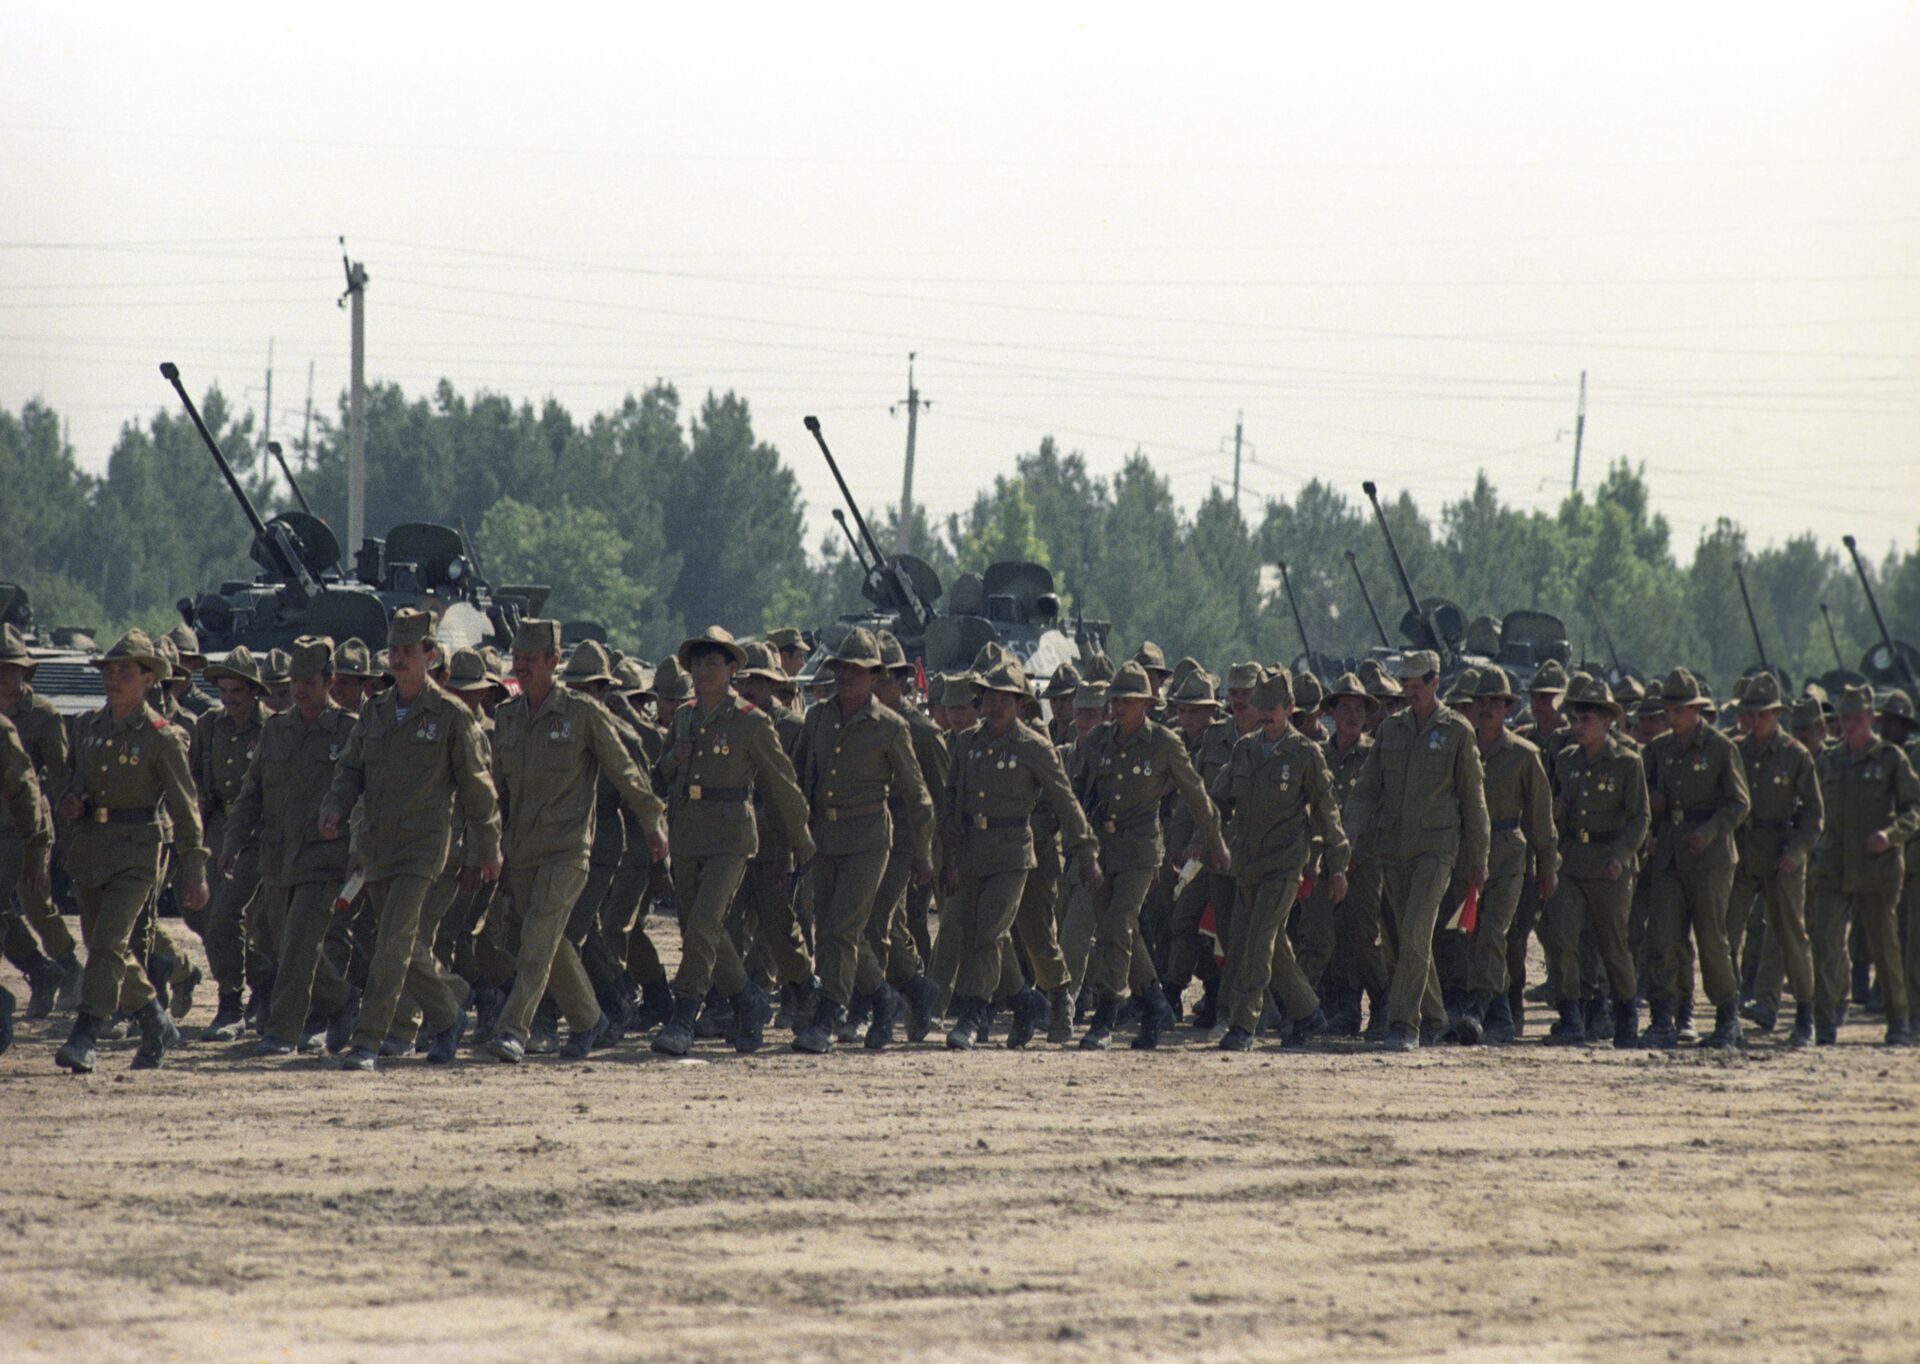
4, 923, 1919, 1364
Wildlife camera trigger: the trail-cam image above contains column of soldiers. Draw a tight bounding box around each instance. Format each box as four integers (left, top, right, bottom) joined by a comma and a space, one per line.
6, 613, 1920, 1071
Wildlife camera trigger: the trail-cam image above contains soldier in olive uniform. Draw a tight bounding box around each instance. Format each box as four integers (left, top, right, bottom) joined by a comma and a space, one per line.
190, 646, 271, 1040
648, 627, 811, 1056
260, 648, 293, 714
318, 609, 502, 1071
1294, 672, 1390, 1038
0, 711, 51, 1053
941, 656, 1101, 1048
164, 624, 216, 720
0, 624, 82, 1016
329, 639, 376, 714
1808, 684, 1918, 1045
1642, 668, 1751, 1049
767, 627, 809, 682
54, 631, 210, 1072
790, 628, 933, 1054
1537, 676, 1650, 1046
1726, 673, 1821, 1045
1075, 662, 1226, 1051
482, 622, 666, 1063
1210, 668, 1348, 1050
224, 637, 359, 1055
1342, 650, 1490, 1052
1876, 692, 1920, 1038
1162, 667, 1243, 1027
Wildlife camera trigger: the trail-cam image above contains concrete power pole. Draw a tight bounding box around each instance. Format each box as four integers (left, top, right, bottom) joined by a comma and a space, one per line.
300, 360, 315, 467
263, 337, 274, 453
892, 353, 927, 554
1232, 411, 1244, 505
339, 239, 369, 551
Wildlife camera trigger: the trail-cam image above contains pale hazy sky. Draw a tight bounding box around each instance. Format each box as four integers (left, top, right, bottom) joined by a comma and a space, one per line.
4, 3, 1915, 561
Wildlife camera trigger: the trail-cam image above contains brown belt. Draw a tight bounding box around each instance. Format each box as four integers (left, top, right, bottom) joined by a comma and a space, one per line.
825, 800, 886, 822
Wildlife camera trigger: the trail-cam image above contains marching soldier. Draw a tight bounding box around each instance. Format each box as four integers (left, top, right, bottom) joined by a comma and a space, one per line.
1342, 650, 1489, 1052
1210, 668, 1347, 1051
225, 637, 359, 1056
165, 624, 216, 719
1074, 661, 1226, 1051
790, 628, 933, 1054
0, 623, 82, 1017
318, 609, 501, 1072
940, 656, 1101, 1049
329, 639, 377, 715
54, 630, 210, 1073
192, 645, 270, 1041
1727, 673, 1822, 1046
650, 627, 810, 1056
1808, 684, 1918, 1045
485, 622, 667, 1063
0, 711, 51, 1055
1642, 668, 1751, 1049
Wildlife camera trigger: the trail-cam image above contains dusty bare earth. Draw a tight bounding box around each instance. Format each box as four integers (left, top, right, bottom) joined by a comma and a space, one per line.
4, 922, 1919, 1364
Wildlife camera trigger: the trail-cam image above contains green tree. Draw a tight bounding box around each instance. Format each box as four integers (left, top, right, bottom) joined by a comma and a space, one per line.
479, 498, 656, 642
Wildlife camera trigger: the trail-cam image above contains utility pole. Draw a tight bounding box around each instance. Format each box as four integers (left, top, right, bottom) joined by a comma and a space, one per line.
1219, 413, 1253, 511
891, 353, 927, 555
338, 239, 369, 552
1570, 370, 1587, 492
300, 360, 315, 468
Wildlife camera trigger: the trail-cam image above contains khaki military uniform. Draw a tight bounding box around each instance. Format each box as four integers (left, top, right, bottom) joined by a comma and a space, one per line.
1212, 729, 1346, 1032
0, 713, 51, 899
191, 704, 266, 998
1643, 724, 1750, 1007
733, 704, 813, 992
1728, 730, 1820, 1008
943, 719, 1095, 1004
226, 702, 357, 1045
62, 702, 207, 1021
493, 686, 663, 1044
1166, 716, 1240, 1002
1344, 702, 1489, 1032
1809, 739, 1919, 1027
1294, 732, 1387, 1012
795, 697, 933, 1008
1077, 719, 1219, 1002
600, 696, 669, 989
321, 681, 501, 1054
1542, 735, 1649, 1003
1510, 717, 1573, 1003
867, 704, 948, 988
1460, 729, 1557, 999
2, 686, 73, 962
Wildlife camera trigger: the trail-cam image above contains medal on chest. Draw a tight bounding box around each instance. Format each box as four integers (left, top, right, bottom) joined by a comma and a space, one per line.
549, 719, 574, 742
415, 719, 440, 743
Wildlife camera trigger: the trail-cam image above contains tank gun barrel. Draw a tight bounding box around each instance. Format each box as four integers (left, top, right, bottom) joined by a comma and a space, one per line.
1584, 587, 1624, 676
1820, 601, 1845, 669
1733, 558, 1770, 671
1361, 480, 1444, 661
831, 509, 872, 575
1345, 550, 1391, 649
1276, 560, 1319, 673
160, 361, 317, 602
1843, 534, 1919, 693
804, 415, 931, 630
266, 440, 314, 516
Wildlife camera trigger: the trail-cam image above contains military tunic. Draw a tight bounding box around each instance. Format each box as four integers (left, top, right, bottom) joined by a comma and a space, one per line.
1542, 734, 1649, 1003
191, 704, 267, 995
1728, 730, 1820, 1006
1, 686, 72, 961
1167, 717, 1242, 998
1461, 730, 1557, 999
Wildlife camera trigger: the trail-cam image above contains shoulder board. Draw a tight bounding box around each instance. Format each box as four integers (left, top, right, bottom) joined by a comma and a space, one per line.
150, 714, 169, 731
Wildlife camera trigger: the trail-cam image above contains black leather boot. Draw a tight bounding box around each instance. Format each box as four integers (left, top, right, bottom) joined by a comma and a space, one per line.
131, 999, 176, 1070
1544, 999, 1585, 1047
56, 1010, 98, 1073
1788, 1000, 1814, 1048
1131, 981, 1175, 1051
945, 995, 983, 1051
1078, 996, 1118, 1051
650, 995, 700, 1056
792, 993, 843, 1054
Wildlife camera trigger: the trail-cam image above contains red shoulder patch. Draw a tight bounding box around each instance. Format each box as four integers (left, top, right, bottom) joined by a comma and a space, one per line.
150, 714, 169, 732
738, 700, 758, 713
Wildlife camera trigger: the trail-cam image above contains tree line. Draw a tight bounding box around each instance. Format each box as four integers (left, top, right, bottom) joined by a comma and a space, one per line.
2, 381, 1916, 694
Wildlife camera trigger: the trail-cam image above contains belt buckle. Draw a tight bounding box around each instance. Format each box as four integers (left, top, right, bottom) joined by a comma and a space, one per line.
92, 806, 109, 825
689, 784, 702, 801
827, 807, 841, 823
1576, 830, 1590, 844
1671, 810, 1683, 827
973, 814, 988, 831
1103, 819, 1117, 834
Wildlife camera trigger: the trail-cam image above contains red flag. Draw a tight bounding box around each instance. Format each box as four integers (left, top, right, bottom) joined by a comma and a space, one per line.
1198, 901, 1225, 967
915, 657, 928, 697
1458, 883, 1480, 934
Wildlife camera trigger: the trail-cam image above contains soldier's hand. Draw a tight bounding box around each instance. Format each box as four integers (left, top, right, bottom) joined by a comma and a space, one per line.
1207, 836, 1231, 874
940, 865, 959, 897
58, 794, 83, 824
180, 878, 210, 912
1537, 871, 1558, 903
791, 833, 816, 867
479, 855, 504, 884
1775, 853, 1799, 877
1467, 863, 1488, 890
1081, 856, 1105, 893
317, 810, 341, 840
1601, 858, 1624, 882
1866, 830, 1893, 855
910, 855, 934, 887
1682, 831, 1708, 855
221, 852, 239, 880
1328, 871, 1349, 904
647, 829, 670, 863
